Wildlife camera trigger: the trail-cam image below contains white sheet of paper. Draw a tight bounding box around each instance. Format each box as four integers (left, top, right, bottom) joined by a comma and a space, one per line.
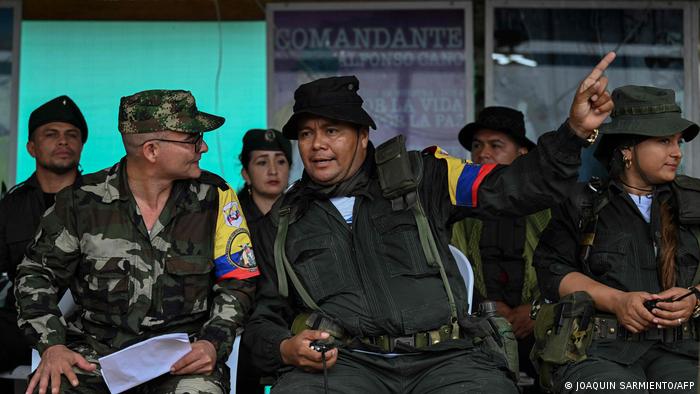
98, 333, 192, 394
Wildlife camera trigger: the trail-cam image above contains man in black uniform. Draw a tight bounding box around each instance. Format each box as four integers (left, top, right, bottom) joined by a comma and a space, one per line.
0, 95, 87, 375
244, 53, 615, 393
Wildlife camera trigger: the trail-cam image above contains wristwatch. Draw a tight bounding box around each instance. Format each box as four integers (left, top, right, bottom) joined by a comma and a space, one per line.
688, 286, 700, 319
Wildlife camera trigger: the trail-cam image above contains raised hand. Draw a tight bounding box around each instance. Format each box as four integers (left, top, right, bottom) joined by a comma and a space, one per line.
568, 52, 616, 139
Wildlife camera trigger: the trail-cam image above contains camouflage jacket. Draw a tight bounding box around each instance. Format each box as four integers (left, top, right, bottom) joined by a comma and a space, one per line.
15, 157, 258, 363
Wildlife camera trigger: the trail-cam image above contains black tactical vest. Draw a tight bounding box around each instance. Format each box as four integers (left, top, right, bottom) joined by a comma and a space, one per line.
278, 179, 470, 338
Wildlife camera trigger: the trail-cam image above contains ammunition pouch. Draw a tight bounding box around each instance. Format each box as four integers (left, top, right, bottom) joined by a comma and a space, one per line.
530, 291, 595, 392
460, 315, 519, 380
375, 134, 419, 211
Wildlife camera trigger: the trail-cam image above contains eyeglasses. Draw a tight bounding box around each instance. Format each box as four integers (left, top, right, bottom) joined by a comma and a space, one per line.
143, 132, 204, 153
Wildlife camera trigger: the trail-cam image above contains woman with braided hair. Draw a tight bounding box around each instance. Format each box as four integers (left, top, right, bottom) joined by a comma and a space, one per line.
534, 85, 700, 393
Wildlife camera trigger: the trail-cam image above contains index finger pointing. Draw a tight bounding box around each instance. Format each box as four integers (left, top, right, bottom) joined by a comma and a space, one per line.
580, 52, 616, 92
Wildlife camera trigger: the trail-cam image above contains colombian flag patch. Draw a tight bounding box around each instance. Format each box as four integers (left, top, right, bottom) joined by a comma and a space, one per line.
213, 187, 259, 281
426, 146, 496, 207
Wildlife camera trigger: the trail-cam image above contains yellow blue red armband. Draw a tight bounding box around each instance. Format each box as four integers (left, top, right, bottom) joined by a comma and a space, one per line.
425, 146, 496, 207
214, 186, 259, 281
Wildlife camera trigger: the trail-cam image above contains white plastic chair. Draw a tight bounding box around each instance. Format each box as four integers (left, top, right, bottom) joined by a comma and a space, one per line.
226, 334, 242, 394
449, 244, 474, 314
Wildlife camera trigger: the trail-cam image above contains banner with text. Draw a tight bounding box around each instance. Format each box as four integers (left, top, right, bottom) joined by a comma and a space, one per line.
268, 3, 472, 158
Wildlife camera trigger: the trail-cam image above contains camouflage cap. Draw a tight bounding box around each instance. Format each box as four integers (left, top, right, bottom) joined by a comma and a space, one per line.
118, 90, 225, 134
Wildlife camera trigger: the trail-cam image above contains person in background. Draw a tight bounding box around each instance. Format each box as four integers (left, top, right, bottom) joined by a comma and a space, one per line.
236, 128, 292, 394
451, 106, 547, 388
0, 96, 87, 384
238, 128, 292, 227
534, 85, 700, 393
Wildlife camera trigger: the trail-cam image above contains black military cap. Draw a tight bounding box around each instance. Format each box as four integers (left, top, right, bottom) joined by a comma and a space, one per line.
28, 95, 88, 143
282, 75, 377, 139
458, 106, 535, 152
240, 128, 293, 169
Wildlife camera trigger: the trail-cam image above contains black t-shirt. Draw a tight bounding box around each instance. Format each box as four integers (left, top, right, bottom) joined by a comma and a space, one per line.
43, 192, 56, 209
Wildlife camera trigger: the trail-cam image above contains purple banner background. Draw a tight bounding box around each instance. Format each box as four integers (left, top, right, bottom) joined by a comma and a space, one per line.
269, 7, 469, 157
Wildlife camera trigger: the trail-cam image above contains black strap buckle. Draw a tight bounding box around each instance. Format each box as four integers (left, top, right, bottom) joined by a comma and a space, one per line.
392, 336, 415, 351
390, 191, 417, 211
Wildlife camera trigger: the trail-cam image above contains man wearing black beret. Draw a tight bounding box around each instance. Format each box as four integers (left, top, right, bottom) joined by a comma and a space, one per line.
0, 95, 87, 376
244, 53, 615, 393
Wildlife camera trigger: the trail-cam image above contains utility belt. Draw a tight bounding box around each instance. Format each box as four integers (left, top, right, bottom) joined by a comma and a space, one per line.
292, 312, 454, 353
592, 316, 698, 343
361, 325, 453, 353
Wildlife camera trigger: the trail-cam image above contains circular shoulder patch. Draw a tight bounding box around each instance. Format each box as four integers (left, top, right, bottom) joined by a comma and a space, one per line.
222, 201, 243, 228
226, 228, 257, 270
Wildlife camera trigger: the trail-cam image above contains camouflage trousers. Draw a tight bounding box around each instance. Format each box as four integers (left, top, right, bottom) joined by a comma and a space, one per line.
31, 343, 228, 394
37, 372, 227, 394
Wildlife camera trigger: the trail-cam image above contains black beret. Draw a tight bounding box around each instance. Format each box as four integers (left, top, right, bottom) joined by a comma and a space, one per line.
28, 95, 88, 143
240, 129, 292, 169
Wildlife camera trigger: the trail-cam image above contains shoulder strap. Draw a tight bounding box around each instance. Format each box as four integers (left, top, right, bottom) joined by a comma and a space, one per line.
577, 178, 609, 264
273, 206, 321, 311
376, 136, 459, 339
521, 209, 552, 303
412, 195, 460, 339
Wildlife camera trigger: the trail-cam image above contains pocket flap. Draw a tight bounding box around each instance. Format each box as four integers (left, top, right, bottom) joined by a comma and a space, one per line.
89, 257, 129, 278
165, 256, 212, 275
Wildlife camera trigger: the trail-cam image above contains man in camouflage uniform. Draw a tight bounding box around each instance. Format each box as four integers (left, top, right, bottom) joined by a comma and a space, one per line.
15, 90, 258, 394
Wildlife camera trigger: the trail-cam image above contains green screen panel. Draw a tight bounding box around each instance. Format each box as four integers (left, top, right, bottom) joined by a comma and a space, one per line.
18, 21, 266, 190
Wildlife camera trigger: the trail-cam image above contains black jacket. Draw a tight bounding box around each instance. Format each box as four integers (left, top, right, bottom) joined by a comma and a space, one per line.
534, 176, 700, 363
0, 173, 50, 311
237, 186, 266, 235
0, 174, 48, 280
245, 124, 587, 372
